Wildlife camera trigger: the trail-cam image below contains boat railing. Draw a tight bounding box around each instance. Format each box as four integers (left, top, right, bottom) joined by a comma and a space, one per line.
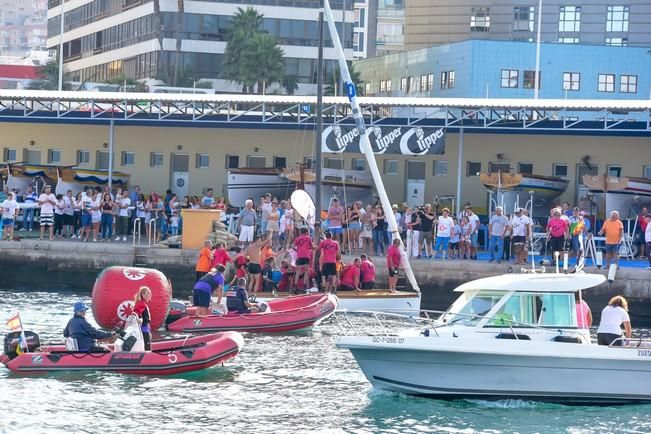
333, 309, 588, 341
609, 337, 651, 349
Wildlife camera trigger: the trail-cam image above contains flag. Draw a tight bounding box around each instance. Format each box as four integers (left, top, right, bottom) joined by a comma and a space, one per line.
6, 313, 28, 354
5, 313, 21, 331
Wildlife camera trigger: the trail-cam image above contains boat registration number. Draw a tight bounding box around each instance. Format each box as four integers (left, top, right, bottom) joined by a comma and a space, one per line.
372, 337, 405, 345
637, 350, 651, 357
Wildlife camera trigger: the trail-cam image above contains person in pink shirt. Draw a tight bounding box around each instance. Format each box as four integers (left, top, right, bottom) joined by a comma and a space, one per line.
340, 258, 361, 292
575, 292, 593, 329
359, 254, 376, 289
386, 238, 402, 293
210, 242, 232, 268
546, 208, 568, 263
319, 231, 340, 292
294, 228, 314, 290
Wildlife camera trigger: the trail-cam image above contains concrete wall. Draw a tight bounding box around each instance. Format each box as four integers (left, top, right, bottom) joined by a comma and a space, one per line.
1, 121, 650, 214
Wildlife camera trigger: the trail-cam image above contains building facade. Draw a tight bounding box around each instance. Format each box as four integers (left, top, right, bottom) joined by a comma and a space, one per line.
375, 0, 404, 56
46, 0, 354, 86
405, 0, 651, 50
1, 0, 48, 58
357, 40, 651, 100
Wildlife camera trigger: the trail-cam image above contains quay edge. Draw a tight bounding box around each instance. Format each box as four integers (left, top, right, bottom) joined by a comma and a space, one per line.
1, 240, 650, 325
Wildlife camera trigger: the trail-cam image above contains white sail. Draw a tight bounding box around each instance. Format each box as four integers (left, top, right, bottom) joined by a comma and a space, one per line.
322, 1, 420, 293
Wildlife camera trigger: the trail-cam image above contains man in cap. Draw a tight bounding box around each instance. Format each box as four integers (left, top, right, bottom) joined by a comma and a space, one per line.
63, 302, 115, 352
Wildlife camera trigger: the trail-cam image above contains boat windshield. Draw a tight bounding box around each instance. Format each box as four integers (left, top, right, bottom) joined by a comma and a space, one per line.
441, 291, 504, 326
485, 292, 577, 328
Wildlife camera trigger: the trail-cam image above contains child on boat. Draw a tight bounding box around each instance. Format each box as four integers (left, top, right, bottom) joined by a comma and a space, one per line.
133, 286, 152, 351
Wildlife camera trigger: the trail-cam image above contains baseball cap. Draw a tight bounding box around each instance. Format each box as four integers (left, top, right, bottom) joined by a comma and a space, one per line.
73, 301, 88, 312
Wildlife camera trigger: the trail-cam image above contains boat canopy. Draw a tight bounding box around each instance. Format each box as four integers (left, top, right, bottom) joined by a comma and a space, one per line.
453, 273, 606, 293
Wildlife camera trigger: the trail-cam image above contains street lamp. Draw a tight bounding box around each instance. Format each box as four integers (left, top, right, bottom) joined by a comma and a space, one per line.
534, 0, 543, 99
57, 0, 64, 91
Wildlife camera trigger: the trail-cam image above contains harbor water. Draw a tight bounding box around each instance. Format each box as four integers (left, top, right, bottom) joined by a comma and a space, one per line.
2, 289, 651, 434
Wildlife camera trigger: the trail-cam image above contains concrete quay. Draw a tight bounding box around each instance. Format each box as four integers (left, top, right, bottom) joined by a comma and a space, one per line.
1, 239, 650, 324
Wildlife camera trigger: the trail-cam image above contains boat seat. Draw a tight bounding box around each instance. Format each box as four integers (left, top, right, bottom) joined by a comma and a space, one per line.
552, 335, 584, 344
495, 332, 531, 340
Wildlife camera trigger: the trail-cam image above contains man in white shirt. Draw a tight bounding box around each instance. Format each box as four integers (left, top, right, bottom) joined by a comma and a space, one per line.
510, 208, 532, 265
1, 192, 19, 240
115, 190, 131, 242
433, 208, 454, 260
465, 207, 481, 260
38, 185, 57, 241
63, 190, 75, 239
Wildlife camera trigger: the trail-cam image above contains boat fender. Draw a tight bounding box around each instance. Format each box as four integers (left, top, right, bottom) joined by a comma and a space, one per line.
607, 263, 617, 283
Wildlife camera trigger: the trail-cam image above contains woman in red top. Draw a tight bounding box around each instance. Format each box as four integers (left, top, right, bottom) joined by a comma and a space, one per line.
133, 286, 152, 351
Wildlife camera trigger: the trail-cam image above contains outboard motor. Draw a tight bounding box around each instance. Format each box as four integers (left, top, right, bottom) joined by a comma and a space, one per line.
165, 301, 188, 326
3, 331, 40, 360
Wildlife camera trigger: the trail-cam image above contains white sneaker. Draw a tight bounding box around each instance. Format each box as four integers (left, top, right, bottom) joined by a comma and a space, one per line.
122, 236, 127, 241
93, 238, 97, 242
19, 228, 26, 232
115, 236, 121, 241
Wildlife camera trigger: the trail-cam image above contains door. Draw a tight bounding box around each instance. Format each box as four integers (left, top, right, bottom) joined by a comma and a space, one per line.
170, 153, 189, 198
576, 164, 598, 216
406, 160, 426, 207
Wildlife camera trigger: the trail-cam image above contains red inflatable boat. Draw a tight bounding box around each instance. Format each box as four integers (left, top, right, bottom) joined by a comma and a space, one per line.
167, 293, 338, 333
0, 332, 243, 375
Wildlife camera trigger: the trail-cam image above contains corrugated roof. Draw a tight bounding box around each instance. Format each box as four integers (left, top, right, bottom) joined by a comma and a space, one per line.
0, 89, 650, 111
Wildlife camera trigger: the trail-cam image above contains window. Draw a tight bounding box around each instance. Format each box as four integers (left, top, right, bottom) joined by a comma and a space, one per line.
620, 75, 637, 93
77, 150, 90, 164
420, 74, 434, 92
606, 6, 629, 32
489, 292, 575, 327
518, 163, 533, 174
196, 153, 209, 169
149, 152, 164, 167
523, 70, 540, 89
489, 162, 511, 173
303, 157, 316, 169
433, 160, 448, 176
644, 166, 651, 179
558, 37, 579, 43
558, 6, 581, 32
598, 74, 615, 92
324, 158, 343, 170
400, 77, 408, 93
364, 83, 371, 95
352, 158, 365, 171
96, 151, 110, 170
380, 80, 386, 93
2, 148, 16, 162
358, 8, 365, 27
246, 155, 265, 168
466, 161, 481, 176
553, 163, 568, 178
24, 149, 40, 164
120, 151, 134, 166
441, 71, 455, 89
562, 72, 580, 91
273, 156, 286, 169
48, 149, 61, 164
607, 165, 622, 177
606, 37, 627, 46
385, 80, 391, 93
383, 159, 398, 175
501, 69, 518, 88
470, 8, 490, 32
513, 6, 534, 31
225, 154, 239, 169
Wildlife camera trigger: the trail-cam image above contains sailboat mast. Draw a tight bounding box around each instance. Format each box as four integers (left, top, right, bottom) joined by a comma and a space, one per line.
322, 0, 420, 292
314, 5, 324, 244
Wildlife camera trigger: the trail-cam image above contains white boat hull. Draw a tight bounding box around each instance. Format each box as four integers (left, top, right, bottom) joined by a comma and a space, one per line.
257, 291, 421, 315
338, 336, 651, 404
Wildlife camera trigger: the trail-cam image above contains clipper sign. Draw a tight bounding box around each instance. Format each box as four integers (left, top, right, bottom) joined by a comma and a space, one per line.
322, 125, 445, 155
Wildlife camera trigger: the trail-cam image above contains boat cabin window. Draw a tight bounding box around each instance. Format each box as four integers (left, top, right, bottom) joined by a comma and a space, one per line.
443, 291, 504, 326
487, 292, 576, 328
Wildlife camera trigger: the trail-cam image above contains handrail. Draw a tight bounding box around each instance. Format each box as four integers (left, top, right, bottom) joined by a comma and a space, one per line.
132, 217, 141, 246
609, 337, 651, 348
147, 219, 157, 248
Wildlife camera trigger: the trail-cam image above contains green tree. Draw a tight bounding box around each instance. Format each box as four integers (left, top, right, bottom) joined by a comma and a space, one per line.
104, 74, 147, 92
223, 7, 285, 94
324, 60, 364, 96
282, 75, 299, 95
26, 62, 72, 90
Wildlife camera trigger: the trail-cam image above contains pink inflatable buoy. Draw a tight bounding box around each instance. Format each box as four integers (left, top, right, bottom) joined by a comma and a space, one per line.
91, 266, 172, 330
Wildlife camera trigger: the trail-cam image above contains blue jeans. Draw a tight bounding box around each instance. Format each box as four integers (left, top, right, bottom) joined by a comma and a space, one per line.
101, 214, 113, 240
488, 235, 504, 261
23, 207, 35, 230
373, 230, 385, 255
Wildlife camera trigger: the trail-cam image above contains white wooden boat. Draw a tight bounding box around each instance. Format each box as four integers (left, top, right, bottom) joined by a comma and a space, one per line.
55, 167, 130, 195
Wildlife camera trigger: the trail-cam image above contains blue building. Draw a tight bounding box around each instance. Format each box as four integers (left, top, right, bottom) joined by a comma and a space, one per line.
356, 40, 651, 100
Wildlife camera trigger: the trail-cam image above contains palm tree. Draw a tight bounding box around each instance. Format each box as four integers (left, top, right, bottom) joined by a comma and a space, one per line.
243, 33, 285, 94
282, 75, 299, 95
26, 62, 72, 90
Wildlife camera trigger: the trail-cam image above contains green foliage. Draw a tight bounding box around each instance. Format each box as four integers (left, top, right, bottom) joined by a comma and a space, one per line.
324, 60, 364, 96
222, 7, 285, 94
26, 62, 72, 90
282, 75, 299, 95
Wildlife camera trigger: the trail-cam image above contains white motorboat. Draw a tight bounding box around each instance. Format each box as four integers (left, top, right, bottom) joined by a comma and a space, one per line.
337, 272, 651, 404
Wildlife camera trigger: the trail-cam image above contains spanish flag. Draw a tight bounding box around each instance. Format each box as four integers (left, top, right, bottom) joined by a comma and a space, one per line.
6, 313, 27, 354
